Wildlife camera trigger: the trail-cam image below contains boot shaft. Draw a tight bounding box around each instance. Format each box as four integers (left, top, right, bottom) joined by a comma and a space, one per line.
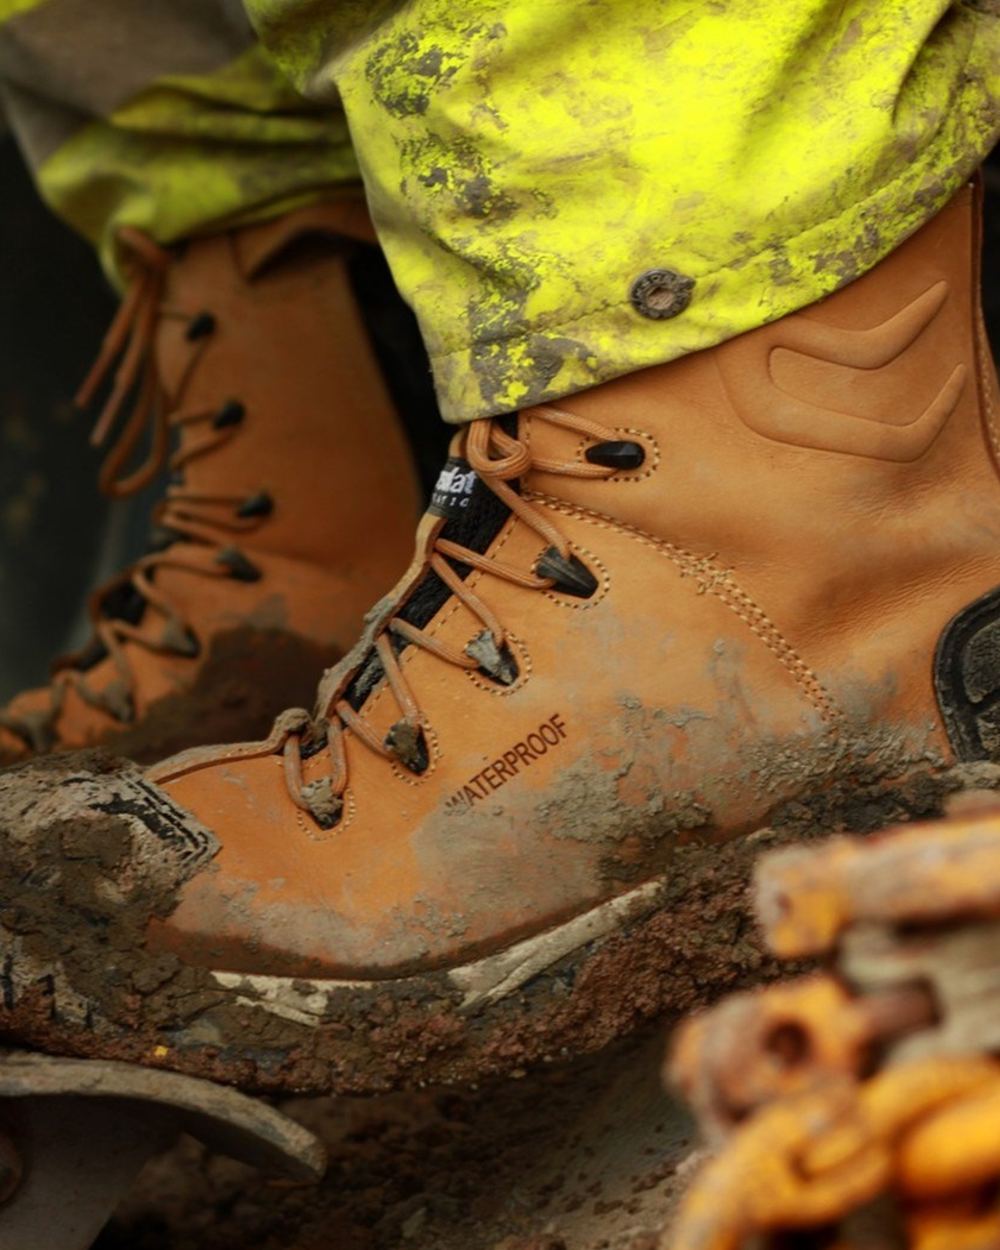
532, 182, 1000, 725
153, 200, 421, 577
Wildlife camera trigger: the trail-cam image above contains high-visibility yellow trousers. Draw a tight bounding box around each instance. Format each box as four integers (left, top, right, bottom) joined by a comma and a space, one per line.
2, 0, 997, 421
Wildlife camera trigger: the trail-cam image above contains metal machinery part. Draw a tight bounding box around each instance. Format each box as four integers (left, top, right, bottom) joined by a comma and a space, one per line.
666, 797, 1000, 1250
0, 1050, 325, 1250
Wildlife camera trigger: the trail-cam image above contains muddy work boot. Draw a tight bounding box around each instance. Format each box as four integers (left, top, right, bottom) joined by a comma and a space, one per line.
0, 200, 420, 765
2, 182, 1000, 1095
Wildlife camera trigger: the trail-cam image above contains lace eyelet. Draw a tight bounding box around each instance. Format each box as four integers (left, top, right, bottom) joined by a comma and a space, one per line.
385, 720, 429, 774
186, 311, 216, 341
465, 630, 519, 686
147, 524, 179, 552
237, 490, 273, 519
99, 678, 135, 724
301, 777, 343, 830
215, 546, 262, 582
584, 440, 645, 471
535, 547, 599, 599
159, 619, 200, 658
213, 400, 245, 429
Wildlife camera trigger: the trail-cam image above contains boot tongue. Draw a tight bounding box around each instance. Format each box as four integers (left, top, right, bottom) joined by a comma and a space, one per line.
398, 451, 512, 626
342, 424, 516, 712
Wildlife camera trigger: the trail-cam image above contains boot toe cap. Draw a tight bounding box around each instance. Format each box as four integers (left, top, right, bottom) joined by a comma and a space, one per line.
0, 751, 218, 1001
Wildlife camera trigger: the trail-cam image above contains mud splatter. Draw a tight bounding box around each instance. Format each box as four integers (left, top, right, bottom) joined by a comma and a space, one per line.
0, 742, 995, 1099
399, 133, 519, 222
366, 33, 465, 118
0, 626, 340, 768
460, 238, 599, 415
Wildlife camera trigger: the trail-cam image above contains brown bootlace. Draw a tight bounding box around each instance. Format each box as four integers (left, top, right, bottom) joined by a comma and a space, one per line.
0, 228, 267, 747
279, 405, 626, 827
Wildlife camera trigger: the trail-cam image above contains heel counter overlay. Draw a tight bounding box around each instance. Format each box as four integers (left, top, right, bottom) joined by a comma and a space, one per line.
935, 585, 1000, 760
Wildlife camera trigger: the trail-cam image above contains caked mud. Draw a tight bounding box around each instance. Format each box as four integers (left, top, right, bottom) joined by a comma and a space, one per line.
1, 746, 998, 1096
0, 626, 339, 768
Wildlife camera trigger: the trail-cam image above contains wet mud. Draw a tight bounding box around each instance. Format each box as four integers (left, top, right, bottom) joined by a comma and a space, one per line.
0, 748, 997, 1098
83, 763, 1000, 1250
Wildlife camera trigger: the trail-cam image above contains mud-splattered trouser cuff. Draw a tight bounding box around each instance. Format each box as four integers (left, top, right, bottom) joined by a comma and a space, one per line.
0, 2, 360, 283
2, 0, 999, 419
253, 0, 1000, 422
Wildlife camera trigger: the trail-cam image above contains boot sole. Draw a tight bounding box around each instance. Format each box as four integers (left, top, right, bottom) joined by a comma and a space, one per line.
2, 758, 997, 1094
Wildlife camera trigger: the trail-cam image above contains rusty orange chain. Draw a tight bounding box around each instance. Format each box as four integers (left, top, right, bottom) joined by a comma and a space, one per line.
664, 799, 1000, 1250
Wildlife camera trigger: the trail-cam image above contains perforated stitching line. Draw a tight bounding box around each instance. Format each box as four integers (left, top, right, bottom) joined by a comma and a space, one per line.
360, 515, 521, 722
529, 491, 839, 721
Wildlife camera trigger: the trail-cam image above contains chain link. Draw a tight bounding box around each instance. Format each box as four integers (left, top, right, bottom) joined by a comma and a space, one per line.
665, 798, 1000, 1249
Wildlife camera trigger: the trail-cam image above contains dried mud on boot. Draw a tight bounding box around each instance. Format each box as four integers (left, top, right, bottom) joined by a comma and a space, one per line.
100, 627, 340, 766
0, 751, 227, 1066
2, 749, 1000, 1095
0, 628, 339, 769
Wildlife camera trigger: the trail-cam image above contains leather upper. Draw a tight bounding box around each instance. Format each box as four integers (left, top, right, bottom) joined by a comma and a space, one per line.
127, 184, 1000, 979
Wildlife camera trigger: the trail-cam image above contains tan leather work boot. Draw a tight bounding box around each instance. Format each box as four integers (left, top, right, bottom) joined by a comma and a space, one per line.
0, 200, 420, 765
2, 182, 999, 1095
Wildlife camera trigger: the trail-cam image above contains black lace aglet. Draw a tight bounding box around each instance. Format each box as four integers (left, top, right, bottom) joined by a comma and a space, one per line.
216, 546, 262, 582
535, 547, 598, 599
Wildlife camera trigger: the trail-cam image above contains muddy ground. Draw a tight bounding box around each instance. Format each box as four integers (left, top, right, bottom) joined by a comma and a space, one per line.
84, 776, 969, 1250
94, 1027, 696, 1250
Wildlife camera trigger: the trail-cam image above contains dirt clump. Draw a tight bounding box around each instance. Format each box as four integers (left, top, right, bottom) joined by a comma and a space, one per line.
95, 1027, 693, 1250
2, 755, 999, 1097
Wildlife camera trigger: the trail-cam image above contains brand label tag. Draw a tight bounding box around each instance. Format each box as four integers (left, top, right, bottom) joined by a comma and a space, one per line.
428, 457, 480, 520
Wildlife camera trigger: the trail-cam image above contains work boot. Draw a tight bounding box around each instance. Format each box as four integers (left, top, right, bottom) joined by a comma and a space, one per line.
2, 181, 999, 1095
0, 200, 420, 764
